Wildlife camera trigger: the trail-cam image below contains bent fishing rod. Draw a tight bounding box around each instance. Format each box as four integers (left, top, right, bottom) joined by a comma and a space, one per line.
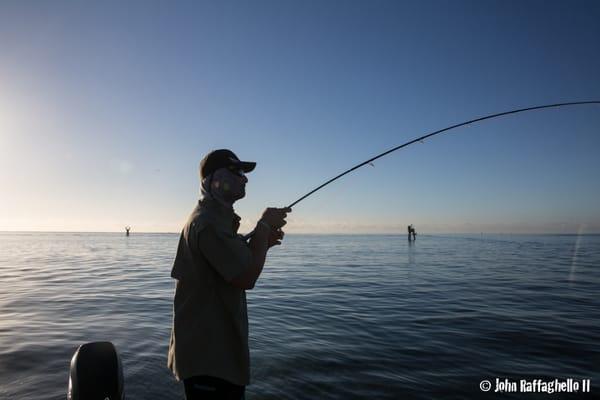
244, 100, 600, 239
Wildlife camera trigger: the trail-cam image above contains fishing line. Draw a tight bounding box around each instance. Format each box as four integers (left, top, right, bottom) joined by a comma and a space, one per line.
286, 101, 600, 208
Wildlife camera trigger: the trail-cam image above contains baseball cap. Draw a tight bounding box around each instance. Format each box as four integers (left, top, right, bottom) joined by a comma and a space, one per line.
200, 149, 256, 179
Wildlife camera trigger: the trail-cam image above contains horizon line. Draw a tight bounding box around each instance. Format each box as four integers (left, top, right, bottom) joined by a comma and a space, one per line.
1, 230, 599, 236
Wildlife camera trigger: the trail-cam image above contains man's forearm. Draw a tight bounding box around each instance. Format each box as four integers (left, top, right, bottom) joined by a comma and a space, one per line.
231, 223, 270, 289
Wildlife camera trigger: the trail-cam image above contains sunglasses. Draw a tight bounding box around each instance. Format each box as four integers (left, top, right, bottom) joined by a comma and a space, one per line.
227, 166, 246, 178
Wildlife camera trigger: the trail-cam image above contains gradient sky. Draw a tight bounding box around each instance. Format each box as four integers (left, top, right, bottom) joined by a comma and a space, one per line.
1, 0, 599, 234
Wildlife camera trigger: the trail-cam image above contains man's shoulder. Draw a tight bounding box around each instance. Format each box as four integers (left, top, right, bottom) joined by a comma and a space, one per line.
185, 203, 223, 236
186, 205, 209, 233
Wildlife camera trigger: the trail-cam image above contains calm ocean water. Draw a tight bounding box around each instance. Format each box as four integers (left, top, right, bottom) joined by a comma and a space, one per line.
0, 232, 599, 400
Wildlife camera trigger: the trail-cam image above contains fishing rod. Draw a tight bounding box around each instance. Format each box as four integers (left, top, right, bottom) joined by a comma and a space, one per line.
244, 100, 600, 239
287, 101, 599, 208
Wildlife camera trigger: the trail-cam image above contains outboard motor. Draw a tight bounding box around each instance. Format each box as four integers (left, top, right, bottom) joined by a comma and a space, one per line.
67, 341, 124, 400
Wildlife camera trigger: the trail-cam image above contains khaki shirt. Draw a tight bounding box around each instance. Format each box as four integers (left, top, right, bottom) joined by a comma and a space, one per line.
168, 197, 252, 385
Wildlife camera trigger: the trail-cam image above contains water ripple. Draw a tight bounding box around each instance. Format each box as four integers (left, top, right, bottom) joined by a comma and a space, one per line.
1, 233, 599, 399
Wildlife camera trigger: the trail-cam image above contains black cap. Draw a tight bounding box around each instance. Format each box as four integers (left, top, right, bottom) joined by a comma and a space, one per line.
200, 149, 256, 179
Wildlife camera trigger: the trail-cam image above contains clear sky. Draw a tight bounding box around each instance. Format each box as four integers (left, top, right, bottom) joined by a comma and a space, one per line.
1, 0, 599, 234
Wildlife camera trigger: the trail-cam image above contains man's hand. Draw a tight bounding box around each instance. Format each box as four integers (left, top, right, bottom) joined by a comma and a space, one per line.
268, 229, 284, 248
260, 207, 291, 230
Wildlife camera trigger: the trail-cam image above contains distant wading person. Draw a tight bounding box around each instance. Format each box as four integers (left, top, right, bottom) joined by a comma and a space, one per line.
168, 149, 290, 400
407, 224, 417, 241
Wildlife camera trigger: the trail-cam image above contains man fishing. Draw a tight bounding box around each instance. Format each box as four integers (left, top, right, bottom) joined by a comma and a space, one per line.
168, 149, 290, 400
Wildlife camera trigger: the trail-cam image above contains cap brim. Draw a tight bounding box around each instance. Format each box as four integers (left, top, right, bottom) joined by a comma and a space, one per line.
237, 161, 256, 173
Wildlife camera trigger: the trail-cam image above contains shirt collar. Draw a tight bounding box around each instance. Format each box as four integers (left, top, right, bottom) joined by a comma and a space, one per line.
198, 195, 240, 232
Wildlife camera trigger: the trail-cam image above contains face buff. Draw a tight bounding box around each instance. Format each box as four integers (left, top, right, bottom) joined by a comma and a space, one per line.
201, 168, 243, 208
